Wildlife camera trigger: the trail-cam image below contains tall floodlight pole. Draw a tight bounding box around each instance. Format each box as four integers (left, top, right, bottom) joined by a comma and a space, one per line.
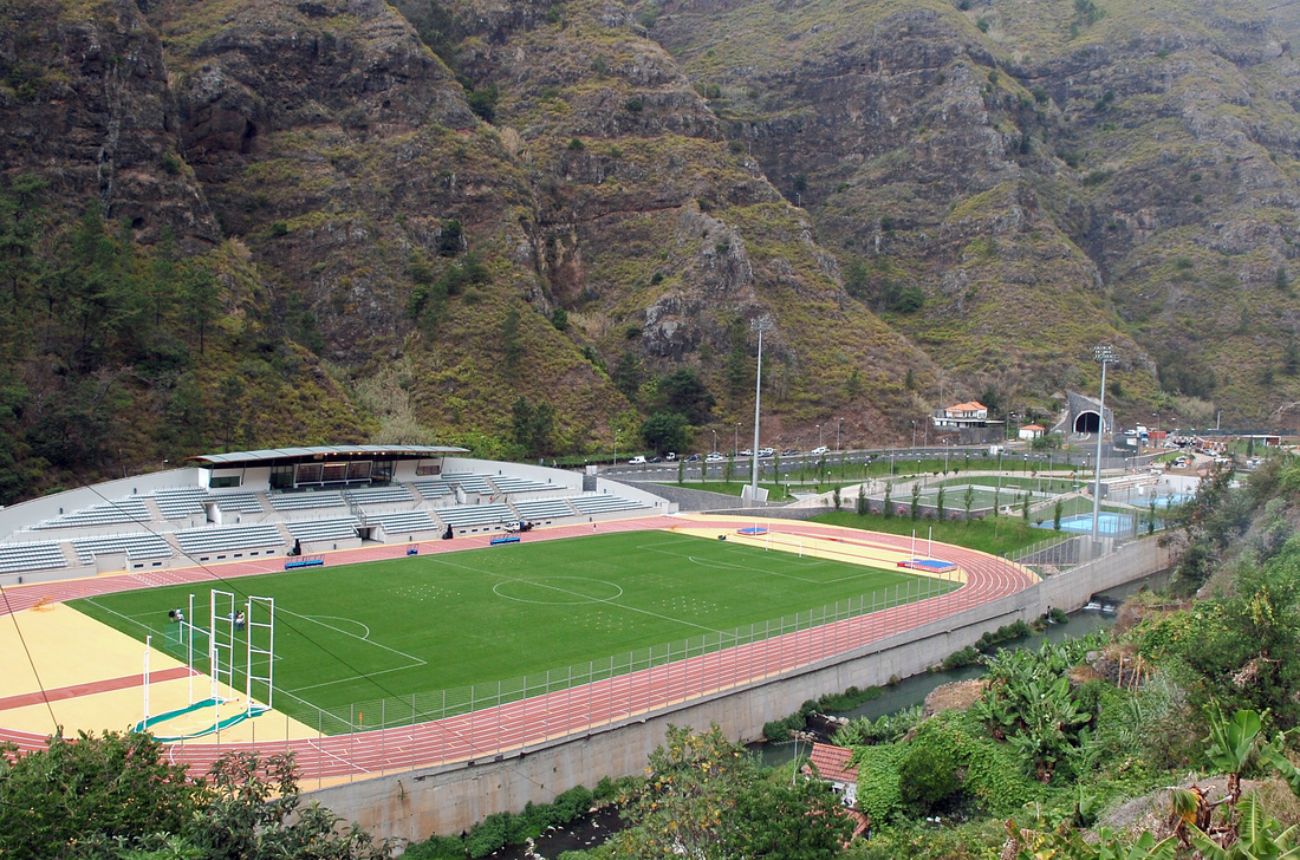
1091, 345, 1115, 541
751, 318, 774, 495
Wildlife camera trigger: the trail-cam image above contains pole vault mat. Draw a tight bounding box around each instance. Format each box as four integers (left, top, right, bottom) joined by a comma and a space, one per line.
898, 558, 958, 573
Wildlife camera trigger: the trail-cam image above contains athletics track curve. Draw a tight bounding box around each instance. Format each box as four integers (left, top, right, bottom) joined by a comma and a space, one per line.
0, 515, 1038, 779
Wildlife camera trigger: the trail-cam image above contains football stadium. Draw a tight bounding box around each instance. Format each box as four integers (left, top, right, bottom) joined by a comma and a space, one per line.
0, 445, 1037, 784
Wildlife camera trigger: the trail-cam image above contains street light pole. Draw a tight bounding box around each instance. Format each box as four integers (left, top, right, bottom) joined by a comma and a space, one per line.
817, 423, 822, 449
751, 318, 773, 496
711, 429, 717, 453
1091, 345, 1115, 541
911, 420, 916, 449
734, 423, 739, 456
836, 418, 843, 452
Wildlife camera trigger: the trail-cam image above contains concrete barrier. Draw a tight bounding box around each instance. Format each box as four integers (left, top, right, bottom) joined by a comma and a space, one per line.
308, 536, 1171, 840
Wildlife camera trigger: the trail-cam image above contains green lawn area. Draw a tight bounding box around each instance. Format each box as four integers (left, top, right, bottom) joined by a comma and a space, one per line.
810, 511, 1052, 557
69, 531, 947, 732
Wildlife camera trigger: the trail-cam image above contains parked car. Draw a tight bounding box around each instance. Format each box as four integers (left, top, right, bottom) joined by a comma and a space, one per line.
810, 445, 829, 455
628, 455, 647, 465
665, 452, 677, 461
648, 456, 663, 463
706, 452, 725, 462
686, 453, 702, 462
781, 448, 799, 456
738, 449, 754, 457
758, 447, 774, 458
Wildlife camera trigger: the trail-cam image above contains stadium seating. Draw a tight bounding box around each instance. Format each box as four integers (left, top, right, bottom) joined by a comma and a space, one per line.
269, 492, 345, 512
411, 480, 453, 500
176, 524, 284, 556
285, 518, 359, 543
434, 503, 514, 528
491, 476, 555, 494
369, 511, 438, 534
570, 495, 647, 515
442, 474, 495, 495
151, 488, 208, 520
345, 485, 413, 505
34, 497, 153, 529
0, 541, 68, 573
511, 497, 577, 520
211, 492, 265, 514
72, 533, 173, 565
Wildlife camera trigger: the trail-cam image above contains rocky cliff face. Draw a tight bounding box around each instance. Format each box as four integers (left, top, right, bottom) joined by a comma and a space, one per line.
0, 0, 1297, 495
647, 0, 1300, 424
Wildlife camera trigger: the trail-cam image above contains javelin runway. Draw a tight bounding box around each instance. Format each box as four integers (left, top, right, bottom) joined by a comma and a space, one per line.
0, 516, 1037, 778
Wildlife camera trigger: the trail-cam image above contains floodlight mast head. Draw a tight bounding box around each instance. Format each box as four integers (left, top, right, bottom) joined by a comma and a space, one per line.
1091, 344, 1116, 542
751, 316, 775, 495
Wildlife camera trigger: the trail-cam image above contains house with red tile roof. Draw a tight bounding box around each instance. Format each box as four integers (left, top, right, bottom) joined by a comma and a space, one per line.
804, 742, 859, 807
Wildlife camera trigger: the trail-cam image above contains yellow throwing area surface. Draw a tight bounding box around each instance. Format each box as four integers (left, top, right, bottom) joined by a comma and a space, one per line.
0, 602, 315, 742
668, 515, 969, 585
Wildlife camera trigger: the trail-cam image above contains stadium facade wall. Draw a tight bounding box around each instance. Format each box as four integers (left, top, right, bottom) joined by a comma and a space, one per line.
308, 537, 1171, 841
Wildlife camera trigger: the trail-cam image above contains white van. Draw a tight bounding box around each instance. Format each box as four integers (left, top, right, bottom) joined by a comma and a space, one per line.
627, 455, 647, 465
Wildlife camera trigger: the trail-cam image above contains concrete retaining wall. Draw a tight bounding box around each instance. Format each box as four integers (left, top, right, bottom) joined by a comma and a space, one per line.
308, 538, 1170, 841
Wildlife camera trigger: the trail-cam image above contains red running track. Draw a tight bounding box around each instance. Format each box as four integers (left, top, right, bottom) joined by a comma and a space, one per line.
0, 516, 1036, 778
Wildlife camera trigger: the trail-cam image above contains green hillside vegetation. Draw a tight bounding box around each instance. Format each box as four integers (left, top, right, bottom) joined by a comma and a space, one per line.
3, 0, 1300, 498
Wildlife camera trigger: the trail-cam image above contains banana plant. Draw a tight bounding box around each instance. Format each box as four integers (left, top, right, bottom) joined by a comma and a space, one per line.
1205, 705, 1267, 807
1188, 794, 1300, 859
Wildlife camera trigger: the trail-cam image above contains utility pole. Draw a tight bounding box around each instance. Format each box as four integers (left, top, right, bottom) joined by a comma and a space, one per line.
751, 318, 774, 496
1092, 345, 1115, 541
836, 417, 843, 451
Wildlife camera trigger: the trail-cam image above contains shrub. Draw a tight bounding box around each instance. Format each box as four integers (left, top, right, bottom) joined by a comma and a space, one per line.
899, 741, 961, 812
855, 743, 906, 823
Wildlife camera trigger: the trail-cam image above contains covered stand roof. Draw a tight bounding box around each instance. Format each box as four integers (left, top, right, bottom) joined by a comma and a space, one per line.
188, 444, 467, 468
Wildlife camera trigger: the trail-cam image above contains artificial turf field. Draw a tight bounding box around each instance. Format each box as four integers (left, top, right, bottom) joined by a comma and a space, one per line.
68, 530, 951, 732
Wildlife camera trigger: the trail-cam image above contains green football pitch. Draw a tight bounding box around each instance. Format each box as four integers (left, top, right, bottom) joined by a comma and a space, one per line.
68, 531, 949, 732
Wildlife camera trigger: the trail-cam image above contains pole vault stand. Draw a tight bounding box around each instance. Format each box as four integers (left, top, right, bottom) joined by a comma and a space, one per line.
134, 591, 276, 741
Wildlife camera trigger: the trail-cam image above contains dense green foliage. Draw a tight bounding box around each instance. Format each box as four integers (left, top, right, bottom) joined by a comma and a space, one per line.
0, 732, 389, 858
601, 725, 849, 860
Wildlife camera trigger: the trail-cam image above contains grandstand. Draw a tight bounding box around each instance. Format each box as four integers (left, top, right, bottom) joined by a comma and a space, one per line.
285, 518, 361, 544
151, 488, 209, 520
345, 486, 413, 506
512, 497, 577, 522
0, 446, 672, 584
0, 540, 68, 574
34, 497, 152, 530
442, 474, 495, 495
270, 491, 346, 512
491, 475, 556, 494
176, 524, 284, 558
369, 511, 438, 535
411, 480, 453, 500
571, 494, 646, 515
71, 533, 173, 565
435, 502, 515, 531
